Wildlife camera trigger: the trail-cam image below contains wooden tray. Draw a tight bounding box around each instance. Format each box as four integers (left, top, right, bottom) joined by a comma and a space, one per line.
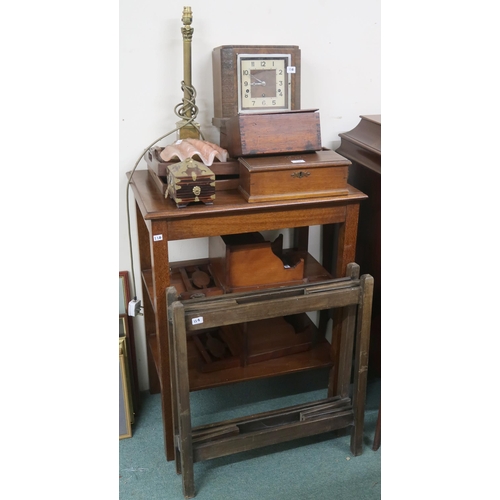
170, 261, 224, 300
144, 147, 239, 197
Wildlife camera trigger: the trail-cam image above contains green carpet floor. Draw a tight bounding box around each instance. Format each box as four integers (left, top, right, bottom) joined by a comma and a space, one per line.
119, 369, 381, 499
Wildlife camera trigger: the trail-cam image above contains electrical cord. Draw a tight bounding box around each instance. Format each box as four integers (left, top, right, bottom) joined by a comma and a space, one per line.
125, 85, 204, 301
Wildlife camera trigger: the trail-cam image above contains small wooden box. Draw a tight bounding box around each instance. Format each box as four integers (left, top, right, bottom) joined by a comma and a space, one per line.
167, 158, 216, 208
221, 109, 321, 157
238, 150, 351, 203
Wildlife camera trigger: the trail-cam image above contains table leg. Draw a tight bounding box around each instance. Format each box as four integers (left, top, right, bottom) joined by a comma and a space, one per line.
150, 220, 175, 462
293, 226, 309, 252
335, 263, 359, 399
167, 288, 182, 472
136, 207, 161, 394
171, 301, 195, 498
350, 274, 374, 456
328, 203, 360, 397
335, 203, 360, 279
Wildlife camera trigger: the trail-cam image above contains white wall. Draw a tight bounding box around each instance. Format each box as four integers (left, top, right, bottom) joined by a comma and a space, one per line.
119, 0, 381, 391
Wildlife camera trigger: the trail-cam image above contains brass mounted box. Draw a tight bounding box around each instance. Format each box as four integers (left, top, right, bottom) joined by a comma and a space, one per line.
166, 158, 216, 208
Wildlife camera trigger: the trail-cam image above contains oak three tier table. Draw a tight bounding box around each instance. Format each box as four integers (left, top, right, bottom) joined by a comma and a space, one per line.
127, 168, 367, 461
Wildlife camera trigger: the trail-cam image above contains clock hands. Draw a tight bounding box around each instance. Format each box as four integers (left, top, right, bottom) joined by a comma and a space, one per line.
251, 75, 266, 86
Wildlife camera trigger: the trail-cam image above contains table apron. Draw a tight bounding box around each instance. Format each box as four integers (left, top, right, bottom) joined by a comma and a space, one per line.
164, 205, 349, 240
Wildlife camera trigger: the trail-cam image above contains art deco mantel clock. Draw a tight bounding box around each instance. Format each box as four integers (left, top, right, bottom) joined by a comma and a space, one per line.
212, 45, 301, 125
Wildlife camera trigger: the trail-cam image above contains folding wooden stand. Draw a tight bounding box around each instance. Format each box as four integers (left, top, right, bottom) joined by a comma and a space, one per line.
167, 263, 373, 498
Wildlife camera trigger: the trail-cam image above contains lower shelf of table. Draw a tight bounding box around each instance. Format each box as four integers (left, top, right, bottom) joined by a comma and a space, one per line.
147, 332, 333, 392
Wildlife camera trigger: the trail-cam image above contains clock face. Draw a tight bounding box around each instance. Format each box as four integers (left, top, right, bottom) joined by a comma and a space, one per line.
237, 54, 293, 113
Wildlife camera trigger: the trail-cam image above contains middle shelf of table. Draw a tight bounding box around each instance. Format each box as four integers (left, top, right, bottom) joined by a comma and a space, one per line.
143, 245, 336, 392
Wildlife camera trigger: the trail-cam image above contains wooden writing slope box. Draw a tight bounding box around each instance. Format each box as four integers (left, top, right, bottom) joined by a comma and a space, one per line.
238, 149, 351, 203
221, 109, 321, 157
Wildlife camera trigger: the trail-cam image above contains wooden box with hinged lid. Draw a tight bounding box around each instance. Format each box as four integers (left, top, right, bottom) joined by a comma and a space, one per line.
238, 149, 351, 203
166, 158, 216, 208
220, 109, 321, 157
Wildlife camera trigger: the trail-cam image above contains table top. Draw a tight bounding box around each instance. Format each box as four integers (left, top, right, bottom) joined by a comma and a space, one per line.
128, 169, 368, 221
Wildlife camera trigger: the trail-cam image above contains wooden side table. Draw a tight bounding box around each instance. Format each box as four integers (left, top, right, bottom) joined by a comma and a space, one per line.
128, 169, 367, 461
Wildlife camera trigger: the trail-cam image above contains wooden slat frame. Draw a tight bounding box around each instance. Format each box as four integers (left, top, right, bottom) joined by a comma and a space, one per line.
168, 265, 373, 498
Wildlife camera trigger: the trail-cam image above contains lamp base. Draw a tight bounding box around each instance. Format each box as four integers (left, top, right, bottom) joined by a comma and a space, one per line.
176, 120, 201, 140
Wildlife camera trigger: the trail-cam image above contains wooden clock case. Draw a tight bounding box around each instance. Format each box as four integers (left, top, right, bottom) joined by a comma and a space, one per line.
212, 45, 301, 126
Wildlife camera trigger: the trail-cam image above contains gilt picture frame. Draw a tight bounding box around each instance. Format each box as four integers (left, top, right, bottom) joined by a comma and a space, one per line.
119, 314, 127, 337
119, 338, 133, 439
119, 271, 139, 409
119, 271, 131, 316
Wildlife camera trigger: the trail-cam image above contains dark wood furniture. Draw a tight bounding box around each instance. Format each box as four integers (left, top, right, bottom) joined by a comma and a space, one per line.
167, 264, 373, 498
337, 114, 381, 377
127, 168, 367, 461
168, 263, 374, 498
